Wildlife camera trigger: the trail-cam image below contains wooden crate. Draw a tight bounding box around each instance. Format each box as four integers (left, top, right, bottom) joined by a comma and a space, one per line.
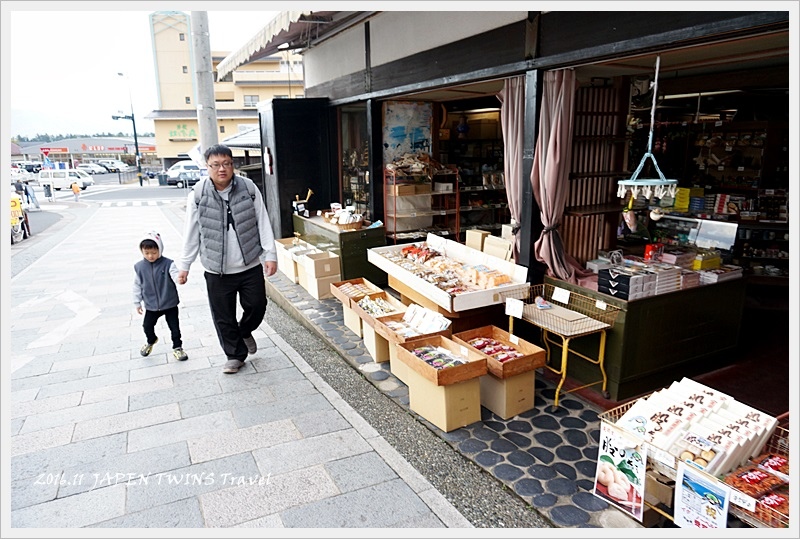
452, 325, 545, 379
395, 335, 487, 386
350, 291, 407, 328
329, 277, 384, 306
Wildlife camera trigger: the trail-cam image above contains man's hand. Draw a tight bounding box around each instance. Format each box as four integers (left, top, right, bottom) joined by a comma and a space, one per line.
177, 270, 189, 285
263, 261, 277, 277
136, 306, 143, 315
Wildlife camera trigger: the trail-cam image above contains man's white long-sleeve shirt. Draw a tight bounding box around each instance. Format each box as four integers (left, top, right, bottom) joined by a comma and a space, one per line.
178, 179, 277, 274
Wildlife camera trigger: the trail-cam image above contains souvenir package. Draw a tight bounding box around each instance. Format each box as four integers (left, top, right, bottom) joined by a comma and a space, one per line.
723, 465, 786, 499
411, 345, 467, 370
669, 430, 726, 475
616, 398, 687, 451
751, 452, 790, 482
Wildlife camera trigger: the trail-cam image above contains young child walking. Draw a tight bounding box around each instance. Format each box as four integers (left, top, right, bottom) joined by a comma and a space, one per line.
133, 230, 188, 361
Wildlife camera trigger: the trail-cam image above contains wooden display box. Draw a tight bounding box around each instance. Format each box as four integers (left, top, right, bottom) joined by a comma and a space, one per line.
452, 326, 546, 379
300, 251, 341, 278
389, 184, 417, 196
373, 312, 452, 384
405, 367, 482, 432
331, 277, 382, 337
480, 370, 535, 420
350, 291, 407, 329
395, 335, 487, 386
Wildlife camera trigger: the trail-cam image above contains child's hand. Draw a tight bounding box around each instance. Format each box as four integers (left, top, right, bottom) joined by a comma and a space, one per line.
136, 306, 143, 315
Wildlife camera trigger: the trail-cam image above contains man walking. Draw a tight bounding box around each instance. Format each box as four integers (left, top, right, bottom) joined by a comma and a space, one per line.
176, 145, 278, 374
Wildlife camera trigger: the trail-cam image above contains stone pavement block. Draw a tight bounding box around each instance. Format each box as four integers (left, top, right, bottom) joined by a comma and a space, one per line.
171, 365, 227, 387
50, 350, 130, 373
128, 357, 211, 382
216, 366, 305, 393
125, 452, 260, 513
188, 418, 300, 464
35, 371, 130, 399
199, 465, 339, 528
73, 403, 181, 443
89, 497, 205, 528
290, 409, 350, 438
51, 352, 128, 376
252, 428, 372, 477
11, 391, 82, 419
11, 423, 74, 458
11, 418, 24, 436
392, 512, 447, 528
279, 478, 432, 528
266, 379, 318, 401
11, 366, 92, 393
83, 375, 174, 405
59, 441, 192, 497
10, 472, 60, 510
367, 437, 433, 495
249, 353, 294, 373
324, 451, 398, 493
20, 397, 129, 434
88, 355, 168, 377
10, 358, 53, 379
418, 488, 475, 528
11, 387, 40, 403
234, 393, 332, 429
127, 410, 236, 453
233, 513, 284, 528
128, 377, 220, 412
11, 433, 128, 483
180, 386, 277, 419
10, 482, 126, 528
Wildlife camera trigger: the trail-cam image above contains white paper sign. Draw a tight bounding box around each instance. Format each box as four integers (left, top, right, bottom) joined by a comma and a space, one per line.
505, 298, 523, 319
509, 334, 519, 345
551, 287, 571, 305
595, 299, 607, 311
674, 461, 730, 528
593, 422, 647, 522
729, 490, 756, 512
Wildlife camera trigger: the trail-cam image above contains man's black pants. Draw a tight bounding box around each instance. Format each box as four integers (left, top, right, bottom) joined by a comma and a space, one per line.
204, 265, 267, 361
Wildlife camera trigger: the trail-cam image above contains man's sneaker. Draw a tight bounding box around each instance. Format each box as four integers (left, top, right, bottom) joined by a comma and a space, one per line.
222, 359, 245, 374
243, 335, 257, 355
173, 348, 188, 361
140, 338, 158, 357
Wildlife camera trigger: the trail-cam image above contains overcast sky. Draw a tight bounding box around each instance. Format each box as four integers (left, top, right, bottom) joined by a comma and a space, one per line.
4, 5, 281, 139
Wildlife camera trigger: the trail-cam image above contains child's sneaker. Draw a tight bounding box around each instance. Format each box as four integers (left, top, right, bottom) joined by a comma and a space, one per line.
173, 348, 188, 361
140, 338, 158, 357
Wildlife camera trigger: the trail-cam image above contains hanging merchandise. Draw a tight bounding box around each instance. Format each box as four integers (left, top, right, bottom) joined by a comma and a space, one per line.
617, 55, 678, 202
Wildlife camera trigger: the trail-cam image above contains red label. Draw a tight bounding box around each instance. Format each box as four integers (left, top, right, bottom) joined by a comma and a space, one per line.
739, 469, 770, 484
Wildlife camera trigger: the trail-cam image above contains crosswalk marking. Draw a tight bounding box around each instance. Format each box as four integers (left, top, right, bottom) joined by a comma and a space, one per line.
99, 201, 170, 207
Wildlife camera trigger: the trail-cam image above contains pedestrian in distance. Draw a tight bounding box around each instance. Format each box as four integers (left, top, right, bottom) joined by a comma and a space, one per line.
177, 144, 278, 374
14, 179, 25, 198
133, 231, 188, 361
70, 181, 81, 202
25, 182, 40, 209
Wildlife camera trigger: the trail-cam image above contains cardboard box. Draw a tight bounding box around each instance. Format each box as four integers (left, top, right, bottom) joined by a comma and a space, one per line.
275, 237, 308, 283
343, 303, 363, 337
415, 183, 432, 195
305, 274, 340, 300
395, 335, 487, 386
363, 323, 390, 362
301, 251, 340, 278
465, 229, 490, 251
405, 365, 482, 432
501, 224, 515, 242
389, 184, 416, 196
480, 370, 535, 420
645, 470, 675, 509
452, 325, 545, 379
483, 235, 513, 261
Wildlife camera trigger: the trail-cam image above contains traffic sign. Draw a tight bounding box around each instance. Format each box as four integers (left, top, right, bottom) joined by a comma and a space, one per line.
41, 148, 50, 156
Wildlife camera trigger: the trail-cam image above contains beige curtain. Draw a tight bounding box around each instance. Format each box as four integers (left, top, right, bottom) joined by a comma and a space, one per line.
497, 76, 525, 260
531, 69, 578, 282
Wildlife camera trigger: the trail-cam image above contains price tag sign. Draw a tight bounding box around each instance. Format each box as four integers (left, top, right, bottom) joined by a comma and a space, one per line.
410, 212, 417, 217
552, 287, 570, 305
651, 447, 676, 469
729, 490, 756, 511
505, 298, 523, 319
737, 166, 744, 172
595, 299, 607, 311
715, 120, 723, 126
717, 166, 725, 171
699, 165, 706, 170
509, 334, 519, 345
460, 345, 469, 358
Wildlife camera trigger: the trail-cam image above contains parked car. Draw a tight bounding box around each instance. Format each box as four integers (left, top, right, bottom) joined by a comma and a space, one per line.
97, 159, 131, 173
77, 163, 108, 175
167, 170, 201, 188
10, 183, 30, 244
37, 169, 95, 190
166, 160, 201, 181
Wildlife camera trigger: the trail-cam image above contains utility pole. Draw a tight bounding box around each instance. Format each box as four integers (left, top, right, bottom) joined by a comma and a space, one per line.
190, 11, 218, 157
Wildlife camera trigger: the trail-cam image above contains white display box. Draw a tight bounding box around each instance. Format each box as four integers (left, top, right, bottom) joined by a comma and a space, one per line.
367, 233, 529, 312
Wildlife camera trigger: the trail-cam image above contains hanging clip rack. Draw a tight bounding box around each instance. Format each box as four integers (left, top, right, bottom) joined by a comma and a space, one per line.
617, 55, 678, 202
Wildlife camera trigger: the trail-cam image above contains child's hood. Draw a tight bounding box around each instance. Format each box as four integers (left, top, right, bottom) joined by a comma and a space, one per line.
142, 230, 165, 255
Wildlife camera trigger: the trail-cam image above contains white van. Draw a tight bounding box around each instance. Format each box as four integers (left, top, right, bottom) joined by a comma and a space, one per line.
38, 169, 95, 190
97, 159, 131, 173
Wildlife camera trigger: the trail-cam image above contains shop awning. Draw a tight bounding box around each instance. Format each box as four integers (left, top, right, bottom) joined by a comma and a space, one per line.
215, 11, 340, 80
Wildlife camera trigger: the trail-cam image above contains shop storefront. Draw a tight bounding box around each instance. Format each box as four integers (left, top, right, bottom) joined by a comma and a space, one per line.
219, 9, 791, 529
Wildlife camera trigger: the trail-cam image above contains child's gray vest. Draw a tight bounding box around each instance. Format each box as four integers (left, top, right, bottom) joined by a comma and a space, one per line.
194, 176, 261, 274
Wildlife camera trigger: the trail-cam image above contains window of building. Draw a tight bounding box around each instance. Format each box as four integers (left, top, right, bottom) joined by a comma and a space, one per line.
274, 95, 289, 99
185, 96, 191, 104
182, 66, 188, 73
179, 33, 185, 41
220, 126, 226, 134
244, 95, 259, 108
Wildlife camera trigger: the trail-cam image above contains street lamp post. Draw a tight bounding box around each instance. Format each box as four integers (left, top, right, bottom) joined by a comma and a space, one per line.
112, 72, 143, 186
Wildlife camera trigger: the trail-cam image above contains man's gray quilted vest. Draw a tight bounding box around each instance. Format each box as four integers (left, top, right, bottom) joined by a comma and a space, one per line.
196, 177, 262, 274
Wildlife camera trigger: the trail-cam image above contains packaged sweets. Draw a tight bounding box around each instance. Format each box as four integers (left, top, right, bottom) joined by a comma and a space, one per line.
723, 465, 786, 498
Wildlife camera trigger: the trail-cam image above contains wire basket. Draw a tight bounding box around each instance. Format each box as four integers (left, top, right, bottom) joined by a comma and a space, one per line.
500, 283, 621, 337
335, 220, 363, 231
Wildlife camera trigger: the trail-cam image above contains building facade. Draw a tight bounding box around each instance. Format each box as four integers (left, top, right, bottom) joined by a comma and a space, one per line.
145, 11, 304, 167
